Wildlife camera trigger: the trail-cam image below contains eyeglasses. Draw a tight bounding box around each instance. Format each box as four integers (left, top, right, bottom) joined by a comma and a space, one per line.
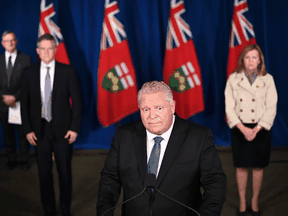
2, 40, 16, 43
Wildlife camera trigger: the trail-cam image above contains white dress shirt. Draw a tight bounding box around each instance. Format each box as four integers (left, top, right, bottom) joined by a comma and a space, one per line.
5, 50, 17, 68
146, 115, 175, 177
40, 60, 55, 102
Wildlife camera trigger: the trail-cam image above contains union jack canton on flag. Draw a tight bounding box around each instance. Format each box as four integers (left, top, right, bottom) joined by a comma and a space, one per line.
227, 0, 256, 77
38, 0, 70, 64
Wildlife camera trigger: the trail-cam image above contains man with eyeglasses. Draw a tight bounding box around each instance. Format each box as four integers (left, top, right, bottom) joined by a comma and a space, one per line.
0, 30, 32, 171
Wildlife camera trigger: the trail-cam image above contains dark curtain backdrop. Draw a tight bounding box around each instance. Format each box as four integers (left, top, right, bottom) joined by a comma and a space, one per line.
0, 0, 287, 149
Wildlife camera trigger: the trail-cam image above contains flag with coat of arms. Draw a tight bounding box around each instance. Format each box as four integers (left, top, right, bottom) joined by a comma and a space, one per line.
227, 0, 256, 77
38, 0, 70, 64
97, 0, 138, 127
163, 0, 204, 119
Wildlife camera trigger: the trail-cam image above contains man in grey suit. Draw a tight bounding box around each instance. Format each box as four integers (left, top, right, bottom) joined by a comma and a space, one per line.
97, 81, 226, 216
0, 31, 32, 171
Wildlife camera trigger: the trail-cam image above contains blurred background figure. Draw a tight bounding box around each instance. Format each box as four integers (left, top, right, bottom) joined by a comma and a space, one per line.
0, 30, 32, 171
21, 33, 82, 216
225, 44, 278, 216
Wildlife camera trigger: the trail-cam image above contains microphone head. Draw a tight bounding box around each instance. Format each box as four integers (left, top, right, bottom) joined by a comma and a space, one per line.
144, 173, 157, 188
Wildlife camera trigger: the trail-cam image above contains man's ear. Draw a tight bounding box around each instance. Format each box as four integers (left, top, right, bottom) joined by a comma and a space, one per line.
171, 100, 176, 114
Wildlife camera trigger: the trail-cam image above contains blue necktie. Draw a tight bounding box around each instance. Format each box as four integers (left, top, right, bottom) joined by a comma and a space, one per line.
147, 136, 163, 177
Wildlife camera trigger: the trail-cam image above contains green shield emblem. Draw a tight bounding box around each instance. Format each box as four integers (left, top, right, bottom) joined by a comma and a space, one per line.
102, 67, 125, 93
169, 67, 192, 93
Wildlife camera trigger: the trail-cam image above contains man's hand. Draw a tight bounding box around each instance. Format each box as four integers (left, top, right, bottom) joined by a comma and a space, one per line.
26, 132, 38, 146
3, 95, 16, 106
64, 130, 78, 144
10, 101, 16, 107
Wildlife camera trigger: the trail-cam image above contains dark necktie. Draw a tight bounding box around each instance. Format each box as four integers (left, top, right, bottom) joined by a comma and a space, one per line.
147, 136, 163, 177
7, 56, 13, 88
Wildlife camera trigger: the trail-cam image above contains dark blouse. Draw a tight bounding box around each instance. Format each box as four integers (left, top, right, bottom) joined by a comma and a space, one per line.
244, 70, 257, 85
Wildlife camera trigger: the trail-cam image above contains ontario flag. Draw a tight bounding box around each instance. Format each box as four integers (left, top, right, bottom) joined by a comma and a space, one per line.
38, 0, 70, 64
227, 0, 256, 77
163, 0, 204, 119
97, 0, 138, 127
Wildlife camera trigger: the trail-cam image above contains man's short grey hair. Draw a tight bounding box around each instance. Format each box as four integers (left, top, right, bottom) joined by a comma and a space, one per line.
37, 33, 56, 48
137, 81, 173, 105
2, 30, 17, 41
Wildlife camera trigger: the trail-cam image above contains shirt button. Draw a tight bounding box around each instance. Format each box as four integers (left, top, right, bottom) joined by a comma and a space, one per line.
240, 109, 243, 112
252, 98, 255, 102
241, 78, 244, 81
252, 119, 255, 122
251, 109, 254, 113
240, 98, 242, 102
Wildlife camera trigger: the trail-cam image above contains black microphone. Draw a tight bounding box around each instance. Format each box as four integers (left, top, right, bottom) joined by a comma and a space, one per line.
145, 173, 157, 216
100, 173, 201, 216
144, 173, 157, 188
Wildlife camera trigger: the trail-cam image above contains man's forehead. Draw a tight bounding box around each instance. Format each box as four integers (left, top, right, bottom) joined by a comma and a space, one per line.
140, 92, 169, 105
2, 33, 15, 40
38, 40, 55, 47
142, 92, 164, 100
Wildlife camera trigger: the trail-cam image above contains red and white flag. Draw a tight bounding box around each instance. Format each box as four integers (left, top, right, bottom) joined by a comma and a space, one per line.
39, 0, 70, 64
97, 0, 138, 127
163, 0, 204, 119
227, 0, 256, 77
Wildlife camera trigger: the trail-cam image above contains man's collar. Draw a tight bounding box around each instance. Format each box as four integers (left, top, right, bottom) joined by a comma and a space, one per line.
146, 115, 175, 142
5, 49, 17, 57
40, 59, 55, 69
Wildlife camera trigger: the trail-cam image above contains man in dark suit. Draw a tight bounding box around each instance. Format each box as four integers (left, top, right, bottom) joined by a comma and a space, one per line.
0, 30, 32, 171
21, 33, 82, 216
97, 81, 226, 216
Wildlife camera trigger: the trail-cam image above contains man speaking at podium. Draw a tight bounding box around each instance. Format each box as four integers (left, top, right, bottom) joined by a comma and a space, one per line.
97, 81, 226, 216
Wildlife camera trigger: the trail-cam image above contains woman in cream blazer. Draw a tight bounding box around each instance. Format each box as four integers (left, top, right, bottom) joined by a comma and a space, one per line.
225, 44, 277, 216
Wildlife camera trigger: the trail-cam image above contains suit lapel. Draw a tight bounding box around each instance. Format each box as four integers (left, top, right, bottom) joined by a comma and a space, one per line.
156, 115, 187, 188
133, 122, 148, 183
36, 64, 41, 103
237, 71, 255, 96
9, 51, 21, 82
252, 75, 266, 91
52, 61, 59, 101
0, 55, 8, 87
12, 51, 21, 71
